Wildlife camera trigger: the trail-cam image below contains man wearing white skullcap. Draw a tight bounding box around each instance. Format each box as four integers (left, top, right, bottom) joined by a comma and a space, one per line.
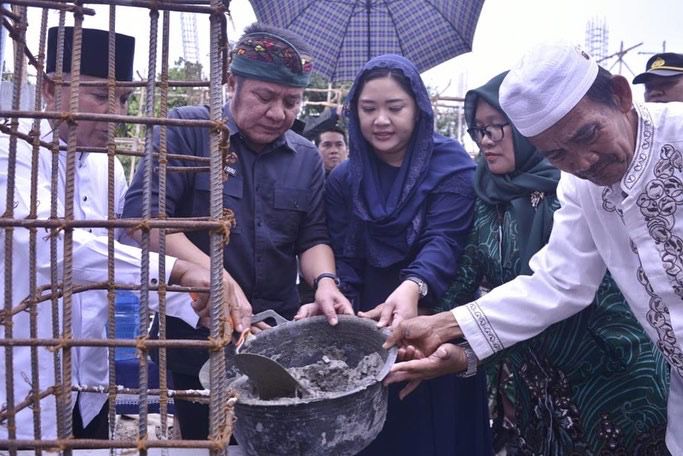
383, 41, 683, 455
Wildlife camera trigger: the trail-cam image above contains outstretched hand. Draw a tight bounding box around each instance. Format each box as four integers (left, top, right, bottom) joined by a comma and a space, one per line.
358, 280, 419, 328
384, 343, 468, 399
293, 280, 354, 325
171, 259, 252, 332
382, 312, 456, 357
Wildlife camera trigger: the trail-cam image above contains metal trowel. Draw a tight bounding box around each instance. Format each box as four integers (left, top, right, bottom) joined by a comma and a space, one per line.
198, 309, 307, 399
234, 352, 306, 400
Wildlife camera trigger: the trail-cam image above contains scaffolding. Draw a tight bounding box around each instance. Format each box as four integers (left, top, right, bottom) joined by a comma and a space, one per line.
0, 0, 236, 454
180, 12, 199, 64
584, 17, 609, 62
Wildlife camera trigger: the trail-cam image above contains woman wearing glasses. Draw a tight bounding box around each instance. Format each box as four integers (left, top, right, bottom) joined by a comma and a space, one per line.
441, 72, 668, 454
298, 54, 492, 454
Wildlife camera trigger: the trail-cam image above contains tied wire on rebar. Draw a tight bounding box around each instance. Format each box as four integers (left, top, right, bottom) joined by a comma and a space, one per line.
0, 0, 237, 453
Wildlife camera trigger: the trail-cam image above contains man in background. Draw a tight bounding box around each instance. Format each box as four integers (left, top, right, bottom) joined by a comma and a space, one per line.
633, 52, 683, 102
315, 125, 348, 176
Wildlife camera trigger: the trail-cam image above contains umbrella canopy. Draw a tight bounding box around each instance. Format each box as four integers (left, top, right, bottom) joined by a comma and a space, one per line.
249, 0, 485, 82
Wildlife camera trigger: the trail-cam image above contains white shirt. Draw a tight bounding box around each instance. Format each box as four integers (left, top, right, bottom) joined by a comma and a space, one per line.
0, 118, 199, 439
453, 102, 683, 454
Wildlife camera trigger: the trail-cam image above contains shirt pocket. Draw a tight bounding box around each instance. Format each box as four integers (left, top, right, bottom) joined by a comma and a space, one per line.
194, 174, 243, 235
271, 186, 309, 240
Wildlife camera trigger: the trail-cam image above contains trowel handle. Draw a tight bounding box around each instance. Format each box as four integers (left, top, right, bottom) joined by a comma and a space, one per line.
250, 309, 289, 326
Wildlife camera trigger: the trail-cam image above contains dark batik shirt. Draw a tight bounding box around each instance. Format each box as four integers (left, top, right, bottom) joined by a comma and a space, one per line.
123, 104, 328, 320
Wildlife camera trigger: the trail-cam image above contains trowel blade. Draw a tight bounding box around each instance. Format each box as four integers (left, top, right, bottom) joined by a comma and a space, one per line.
234, 353, 303, 400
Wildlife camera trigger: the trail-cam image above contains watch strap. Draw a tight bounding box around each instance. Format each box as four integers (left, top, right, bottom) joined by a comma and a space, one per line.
455, 342, 478, 378
313, 272, 340, 290
405, 276, 428, 297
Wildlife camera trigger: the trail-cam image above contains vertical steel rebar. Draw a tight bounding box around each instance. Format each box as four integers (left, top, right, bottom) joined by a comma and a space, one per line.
157, 8, 171, 445
208, 2, 228, 454
27, 9, 49, 453
3, 5, 28, 452
138, 7, 160, 453
60, 12, 85, 451
49, 12, 67, 441
106, 3, 118, 445
0, 1, 236, 452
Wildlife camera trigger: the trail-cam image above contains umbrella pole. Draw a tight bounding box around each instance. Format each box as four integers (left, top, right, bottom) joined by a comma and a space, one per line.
366, 0, 371, 62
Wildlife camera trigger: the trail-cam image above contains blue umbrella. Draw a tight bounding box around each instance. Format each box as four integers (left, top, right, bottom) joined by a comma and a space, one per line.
249, 0, 485, 82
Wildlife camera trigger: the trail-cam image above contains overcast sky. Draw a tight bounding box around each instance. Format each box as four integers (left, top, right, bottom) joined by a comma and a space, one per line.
16, 0, 683, 102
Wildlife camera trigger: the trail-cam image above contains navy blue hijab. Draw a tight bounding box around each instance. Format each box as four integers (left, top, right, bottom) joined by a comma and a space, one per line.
345, 54, 475, 267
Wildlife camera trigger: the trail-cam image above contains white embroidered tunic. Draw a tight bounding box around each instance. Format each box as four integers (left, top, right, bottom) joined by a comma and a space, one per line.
453, 102, 683, 453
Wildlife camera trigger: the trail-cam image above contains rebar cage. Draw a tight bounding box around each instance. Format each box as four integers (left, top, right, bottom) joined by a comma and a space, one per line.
0, 1, 237, 454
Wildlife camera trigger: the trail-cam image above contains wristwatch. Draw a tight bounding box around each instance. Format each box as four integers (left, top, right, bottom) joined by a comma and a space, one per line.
313, 272, 340, 290
455, 343, 478, 378
405, 276, 428, 298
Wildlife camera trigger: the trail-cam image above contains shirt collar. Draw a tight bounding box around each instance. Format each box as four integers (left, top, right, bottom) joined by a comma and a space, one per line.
620, 102, 654, 195
222, 102, 295, 154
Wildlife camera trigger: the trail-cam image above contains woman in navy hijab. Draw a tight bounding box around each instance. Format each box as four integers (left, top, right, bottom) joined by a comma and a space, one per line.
320, 54, 491, 455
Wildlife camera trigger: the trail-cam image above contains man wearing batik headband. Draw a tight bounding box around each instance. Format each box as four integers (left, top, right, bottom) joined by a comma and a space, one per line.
0, 27, 225, 441
123, 23, 352, 439
384, 42, 683, 455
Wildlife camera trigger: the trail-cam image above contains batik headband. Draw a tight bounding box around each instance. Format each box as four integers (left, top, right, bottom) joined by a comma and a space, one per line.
230, 32, 313, 88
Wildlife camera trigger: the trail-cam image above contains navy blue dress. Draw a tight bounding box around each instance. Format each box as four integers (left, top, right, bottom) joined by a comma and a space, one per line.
326, 54, 492, 455
327, 161, 492, 456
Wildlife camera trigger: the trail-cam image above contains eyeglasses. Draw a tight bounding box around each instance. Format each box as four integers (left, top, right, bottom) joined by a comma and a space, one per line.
467, 123, 510, 144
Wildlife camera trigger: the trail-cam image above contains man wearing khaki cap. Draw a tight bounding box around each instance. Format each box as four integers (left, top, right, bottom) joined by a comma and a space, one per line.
633, 52, 683, 102
384, 42, 683, 455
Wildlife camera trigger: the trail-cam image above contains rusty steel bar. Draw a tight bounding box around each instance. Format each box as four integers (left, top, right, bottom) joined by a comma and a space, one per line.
0, 436, 232, 450
3, 3, 28, 448
0, 6, 22, 20
137, 8, 162, 450
156, 7, 172, 441
27, 8, 50, 449
5, 281, 210, 314
81, 0, 217, 13
208, 1, 230, 453
73, 385, 213, 400
0, 3, 238, 452
52, 79, 210, 88
105, 3, 119, 440
0, 110, 226, 128
1, 383, 215, 425
48, 11, 67, 441
0, 125, 213, 161
0, 216, 228, 229
60, 11, 85, 449
2, 0, 95, 13
0, 337, 225, 349
2, 17, 43, 72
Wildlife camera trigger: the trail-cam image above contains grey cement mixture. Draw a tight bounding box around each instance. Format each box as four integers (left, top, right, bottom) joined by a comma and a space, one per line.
233, 351, 384, 403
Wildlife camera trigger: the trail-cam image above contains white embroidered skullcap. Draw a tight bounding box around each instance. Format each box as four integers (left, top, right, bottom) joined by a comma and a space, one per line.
500, 42, 599, 137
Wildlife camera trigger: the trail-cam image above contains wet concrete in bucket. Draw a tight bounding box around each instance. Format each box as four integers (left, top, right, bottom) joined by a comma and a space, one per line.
233, 349, 384, 404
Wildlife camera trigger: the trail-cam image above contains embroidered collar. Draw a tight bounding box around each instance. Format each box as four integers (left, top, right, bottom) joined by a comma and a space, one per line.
620, 102, 654, 194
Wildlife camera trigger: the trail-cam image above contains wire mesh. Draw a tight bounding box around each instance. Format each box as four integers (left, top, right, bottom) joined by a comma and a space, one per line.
0, 1, 236, 454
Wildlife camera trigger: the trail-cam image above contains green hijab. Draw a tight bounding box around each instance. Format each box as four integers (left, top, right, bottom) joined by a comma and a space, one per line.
464, 72, 561, 275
